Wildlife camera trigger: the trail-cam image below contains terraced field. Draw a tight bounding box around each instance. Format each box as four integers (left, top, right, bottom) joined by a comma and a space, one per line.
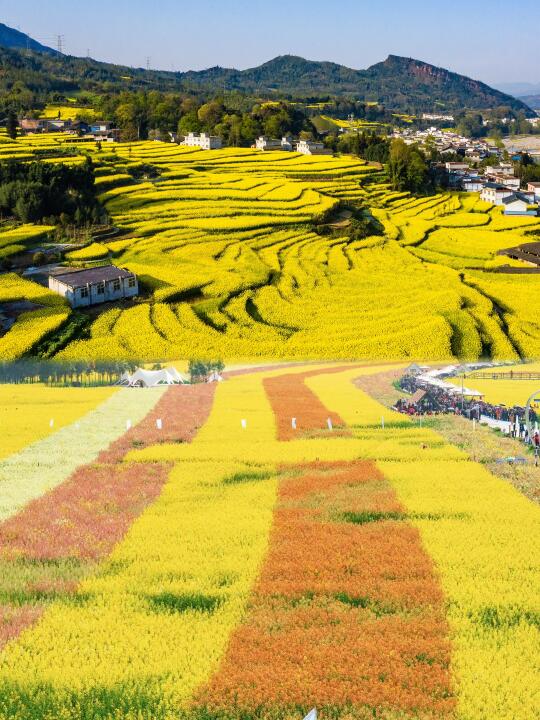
0, 133, 539, 361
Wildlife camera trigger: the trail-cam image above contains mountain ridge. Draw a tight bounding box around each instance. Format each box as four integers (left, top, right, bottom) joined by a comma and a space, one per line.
180, 53, 532, 113
0, 23, 532, 114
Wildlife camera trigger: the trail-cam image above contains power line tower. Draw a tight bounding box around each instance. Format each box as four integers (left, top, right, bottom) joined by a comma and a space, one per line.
146, 56, 151, 71
56, 35, 65, 54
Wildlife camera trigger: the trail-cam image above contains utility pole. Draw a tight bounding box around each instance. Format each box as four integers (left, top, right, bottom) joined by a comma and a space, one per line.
56, 35, 65, 54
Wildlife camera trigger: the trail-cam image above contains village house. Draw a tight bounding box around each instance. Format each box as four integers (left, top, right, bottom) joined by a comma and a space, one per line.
254, 136, 293, 151
181, 132, 222, 150
20, 118, 72, 134
445, 162, 469, 172
502, 192, 539, 216
485, 163, 514, 178
48, 266, 138, 308
489, 174, 521, 191
480, 182, 515, 205
463, 177, 485, 192
295, 140, 332, 156
88, 121, 120, 141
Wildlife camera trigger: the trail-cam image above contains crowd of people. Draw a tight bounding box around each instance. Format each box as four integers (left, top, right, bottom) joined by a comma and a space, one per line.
395, 374, 540, 449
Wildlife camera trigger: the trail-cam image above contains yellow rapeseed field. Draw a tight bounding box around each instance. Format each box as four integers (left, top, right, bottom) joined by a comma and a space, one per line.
0, 134, 539, 361
0, 385, 117, 460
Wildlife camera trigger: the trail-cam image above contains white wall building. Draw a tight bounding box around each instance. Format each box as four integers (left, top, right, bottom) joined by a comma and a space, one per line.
463, 178, 485, 192
489, 174, 521, 191
296, 140, 332, 156
502, 193, 539, 216
181, 132, 222, 150
485, 163, 514, 178
48, 266, 138, 308
255, 136, 282, 151
480, 183, 515, 205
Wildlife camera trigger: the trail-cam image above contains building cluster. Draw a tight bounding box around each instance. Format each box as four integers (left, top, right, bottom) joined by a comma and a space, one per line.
253, 136, 332, 155
445, 161, 540, 216
394, 126, 503, 161
20, 118, 120, 142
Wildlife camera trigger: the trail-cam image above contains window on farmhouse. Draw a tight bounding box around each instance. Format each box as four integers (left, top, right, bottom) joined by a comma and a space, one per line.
128, 277, 136, 288
97, 282, 105, 295
80, 287, 89, 298
112, 279, 121, 291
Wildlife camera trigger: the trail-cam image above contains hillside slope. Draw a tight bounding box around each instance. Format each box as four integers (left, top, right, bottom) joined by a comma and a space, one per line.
0, 23, 58, 56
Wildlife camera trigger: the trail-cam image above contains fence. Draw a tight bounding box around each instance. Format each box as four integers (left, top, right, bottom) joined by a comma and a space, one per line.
471, 372, 540, 381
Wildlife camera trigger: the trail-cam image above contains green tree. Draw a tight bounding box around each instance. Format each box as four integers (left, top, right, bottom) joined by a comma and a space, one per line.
387, 139, 430, 193
178, 111, 202, 136
6, 110, 18, 140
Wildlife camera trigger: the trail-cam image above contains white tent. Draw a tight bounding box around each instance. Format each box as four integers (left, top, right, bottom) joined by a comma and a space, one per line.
119, 367, 187, 388
207, 371, 224, 383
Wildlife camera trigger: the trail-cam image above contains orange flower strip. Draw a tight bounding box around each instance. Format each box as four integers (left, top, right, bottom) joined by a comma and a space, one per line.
0, 384, 216, 651
195, 461, 455, 718
264, 368, 354, 440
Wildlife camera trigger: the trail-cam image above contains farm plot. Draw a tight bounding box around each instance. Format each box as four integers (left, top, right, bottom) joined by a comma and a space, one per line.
0, 364, 536, 719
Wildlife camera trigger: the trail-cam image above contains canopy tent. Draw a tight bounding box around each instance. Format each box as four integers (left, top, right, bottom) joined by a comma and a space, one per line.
118, 367, 186, 388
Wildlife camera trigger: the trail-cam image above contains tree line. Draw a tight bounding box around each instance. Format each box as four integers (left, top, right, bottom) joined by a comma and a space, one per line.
93, 91, 317, 144
0, 157, 104, 224
0, 359, 226, 386
0, 360, 139, 386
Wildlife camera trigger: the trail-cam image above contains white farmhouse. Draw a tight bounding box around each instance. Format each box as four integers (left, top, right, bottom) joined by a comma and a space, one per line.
255, 136, 282, 151
181, 132, 222, 150
485, 163, 514, 178
48, 266, 138, 308
502, 192, 538, 216
296, 140, 332, 156
255, 136, 294, 151
480, 182, 515, 206
489, 174, 521, 191
463, 178, 485, 192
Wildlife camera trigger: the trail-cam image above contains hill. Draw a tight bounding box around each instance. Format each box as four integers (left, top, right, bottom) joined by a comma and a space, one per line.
183, 54, 531, 113
0, 22, 59, 56
0, 22, 531, 114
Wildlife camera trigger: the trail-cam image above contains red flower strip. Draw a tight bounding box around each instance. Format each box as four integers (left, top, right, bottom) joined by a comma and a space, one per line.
0, 383, 216, 651
195, 460, 454, 717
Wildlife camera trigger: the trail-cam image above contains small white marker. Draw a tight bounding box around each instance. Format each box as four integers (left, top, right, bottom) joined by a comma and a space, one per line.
156, 418, 163, 430
381, 416, 385, 429
292, 418, 297, 430
327, 418, 333, 431
241, 419, 247, 429
49, 419, 54, 428
126, 419, 132, 431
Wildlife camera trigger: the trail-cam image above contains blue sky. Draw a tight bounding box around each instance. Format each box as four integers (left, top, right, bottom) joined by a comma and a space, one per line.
3, 0, 539, 84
